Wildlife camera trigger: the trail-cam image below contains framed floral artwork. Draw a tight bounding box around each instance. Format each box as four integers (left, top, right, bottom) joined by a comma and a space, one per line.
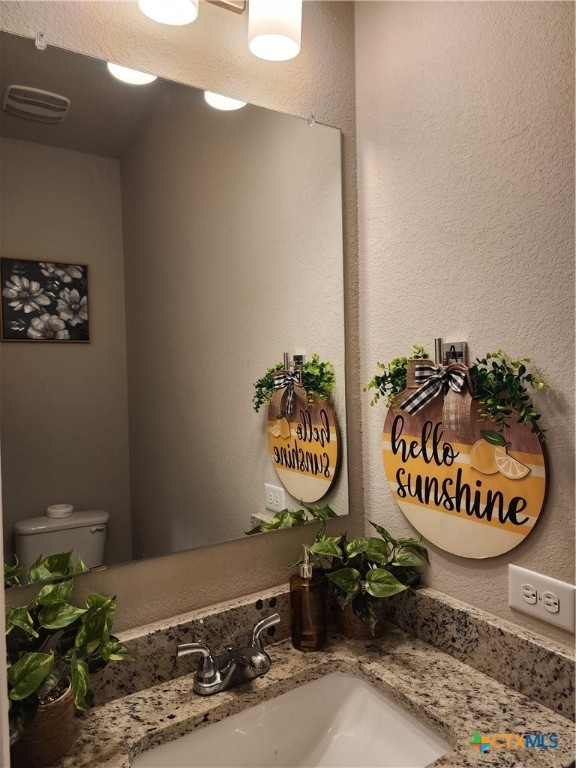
1, 258, 90, 342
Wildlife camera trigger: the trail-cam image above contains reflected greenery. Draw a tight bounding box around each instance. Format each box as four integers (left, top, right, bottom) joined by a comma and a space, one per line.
4, 552, 87, 589
245, 503, 337, 535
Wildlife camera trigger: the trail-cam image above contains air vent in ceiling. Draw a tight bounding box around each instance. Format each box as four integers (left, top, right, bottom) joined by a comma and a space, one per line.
2, 84, 70, 124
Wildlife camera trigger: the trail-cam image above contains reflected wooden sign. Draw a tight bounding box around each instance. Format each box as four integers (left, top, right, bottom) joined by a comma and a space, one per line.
267, 387, 339, 503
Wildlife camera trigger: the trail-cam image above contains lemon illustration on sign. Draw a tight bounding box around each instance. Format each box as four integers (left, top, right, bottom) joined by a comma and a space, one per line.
272, 413, 291, 439
470, 430, 530, 481
469, 439, 499, 474
493, 446, 530, 480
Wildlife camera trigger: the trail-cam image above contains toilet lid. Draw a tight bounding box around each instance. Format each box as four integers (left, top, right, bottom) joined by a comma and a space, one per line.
14, 509, 109, 535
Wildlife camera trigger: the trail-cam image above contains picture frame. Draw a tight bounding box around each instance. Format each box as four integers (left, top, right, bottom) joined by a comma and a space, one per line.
1, 258, 90, 342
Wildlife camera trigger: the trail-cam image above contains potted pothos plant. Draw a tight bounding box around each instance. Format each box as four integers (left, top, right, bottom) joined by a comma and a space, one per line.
252, 353, 335, 412
6, 552, 133, 767
303, 522, 429, 638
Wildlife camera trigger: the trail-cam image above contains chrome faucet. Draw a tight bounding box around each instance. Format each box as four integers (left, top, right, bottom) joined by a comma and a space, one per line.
177, 613, 280, 696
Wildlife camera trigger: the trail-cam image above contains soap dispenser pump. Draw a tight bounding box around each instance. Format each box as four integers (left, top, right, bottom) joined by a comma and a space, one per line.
290, 545, 327, 652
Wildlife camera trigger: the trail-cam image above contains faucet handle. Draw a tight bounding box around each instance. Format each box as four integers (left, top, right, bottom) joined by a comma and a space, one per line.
177, 641, 217, 682
251, 612, 280, 650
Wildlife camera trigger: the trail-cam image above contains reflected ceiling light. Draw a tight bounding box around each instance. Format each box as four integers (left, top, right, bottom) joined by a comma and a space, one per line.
138, 0, 199, 26
204, 91, 247, 111
248, 0, 302, 61
107, 63, 158, 85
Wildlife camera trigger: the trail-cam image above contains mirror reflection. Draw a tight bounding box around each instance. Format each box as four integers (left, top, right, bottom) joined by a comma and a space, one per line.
0, 32, 347, 584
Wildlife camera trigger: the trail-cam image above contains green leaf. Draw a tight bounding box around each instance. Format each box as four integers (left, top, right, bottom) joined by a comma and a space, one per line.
368, 521, 397, 546
308, 538, 342, 559
363, 537, 391, 564
346, 537, 370, 558
352, 595, 389, 635
6, 607, 38, 638
304, 503, 337, 520
37, 579, 73, 606
71, 655, 90, 711
364, 569, 409, 598
396, 539, 430, 565
100, 638, 134, 662
8, 652, 54, 700
480, 429, 507, 446
75, 596, 115, 654
38, 601, 86, 630
326, 568, 361, 602
38, 552, 74, 576
392, 551, 425, 568
26, 563, 52, 584
4, 561, 21, 588
37, 670, 63, 700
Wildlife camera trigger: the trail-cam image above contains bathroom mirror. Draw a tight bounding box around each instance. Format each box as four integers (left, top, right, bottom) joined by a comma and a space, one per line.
0, 31, 347, 584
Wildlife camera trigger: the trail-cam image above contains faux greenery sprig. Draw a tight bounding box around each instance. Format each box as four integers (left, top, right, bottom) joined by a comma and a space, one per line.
472, 350, 546, 441
364, 345, 429, 407
252, 354, 335, 412
365, 346, 547, 441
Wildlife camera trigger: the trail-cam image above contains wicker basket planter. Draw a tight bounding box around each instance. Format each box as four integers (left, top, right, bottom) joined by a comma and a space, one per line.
10, 682, 78, 768
336, 601, 387, 640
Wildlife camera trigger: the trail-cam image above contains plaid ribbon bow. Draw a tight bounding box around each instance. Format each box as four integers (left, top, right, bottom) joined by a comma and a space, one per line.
399, 363, 467, 416
273, 369, 302, 414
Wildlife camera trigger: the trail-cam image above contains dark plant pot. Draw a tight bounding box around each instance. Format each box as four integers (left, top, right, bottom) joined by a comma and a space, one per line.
337, 600, 388, 640
10, 683, 78, 768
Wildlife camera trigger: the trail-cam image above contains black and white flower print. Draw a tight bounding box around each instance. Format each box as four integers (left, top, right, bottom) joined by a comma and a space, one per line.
27, 313, 70, 340
1, 259, 89, 342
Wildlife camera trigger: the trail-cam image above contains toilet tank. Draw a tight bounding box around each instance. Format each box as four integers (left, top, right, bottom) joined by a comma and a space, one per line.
14, 510, 109, 574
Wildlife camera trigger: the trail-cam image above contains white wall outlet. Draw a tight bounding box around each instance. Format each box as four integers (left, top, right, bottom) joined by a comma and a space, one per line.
521, 583, 537, 605
264, 483, 286, 514
509, 564, 576, 633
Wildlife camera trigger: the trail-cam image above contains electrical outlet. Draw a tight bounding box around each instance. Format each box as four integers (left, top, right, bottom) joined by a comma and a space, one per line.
264, 483, 286, 513
509, 565, 576, 633
521, 583, 537, 605
542, 591, 560, 614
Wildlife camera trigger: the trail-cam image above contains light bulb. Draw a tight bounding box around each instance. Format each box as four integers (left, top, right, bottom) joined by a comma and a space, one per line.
204, 92, 247, 111
107, 63, 158, 85
248, 0, 302, 62
138, 0, 199, 26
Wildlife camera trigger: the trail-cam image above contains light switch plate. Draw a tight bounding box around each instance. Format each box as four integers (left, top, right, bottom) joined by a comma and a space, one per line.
509, 564, 576, 633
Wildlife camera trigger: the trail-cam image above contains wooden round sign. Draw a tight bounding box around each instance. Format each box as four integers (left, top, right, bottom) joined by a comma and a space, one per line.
382, 398, 547, 558
267, 388, 340, 503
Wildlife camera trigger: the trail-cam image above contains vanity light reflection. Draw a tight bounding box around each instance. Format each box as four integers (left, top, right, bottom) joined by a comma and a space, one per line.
204, 91, 247, 111
138, 0, 199, 26
106, 62, 158, 85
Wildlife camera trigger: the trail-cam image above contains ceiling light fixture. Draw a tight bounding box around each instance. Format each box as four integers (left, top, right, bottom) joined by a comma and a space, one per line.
138, 0, 199, 26
136, 0, 302, 61
204, 91, 247, 111
106, 63, 158, 85
248, 0, 302, 61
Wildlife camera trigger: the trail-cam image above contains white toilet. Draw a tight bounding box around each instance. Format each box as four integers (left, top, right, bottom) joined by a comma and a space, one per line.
14, 509, 109, 574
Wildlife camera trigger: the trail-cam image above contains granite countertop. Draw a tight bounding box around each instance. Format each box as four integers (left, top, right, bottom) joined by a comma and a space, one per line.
59, 623, 575, 768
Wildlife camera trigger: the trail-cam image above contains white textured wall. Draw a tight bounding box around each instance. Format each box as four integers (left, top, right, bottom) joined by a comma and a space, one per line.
356, 2, 575, 648
121, 87, 345, 557
0, 138, 132, 566
0, 1, 359, 631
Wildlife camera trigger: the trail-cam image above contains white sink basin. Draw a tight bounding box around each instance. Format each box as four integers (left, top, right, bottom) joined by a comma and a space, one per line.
132, 672, 451, 767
